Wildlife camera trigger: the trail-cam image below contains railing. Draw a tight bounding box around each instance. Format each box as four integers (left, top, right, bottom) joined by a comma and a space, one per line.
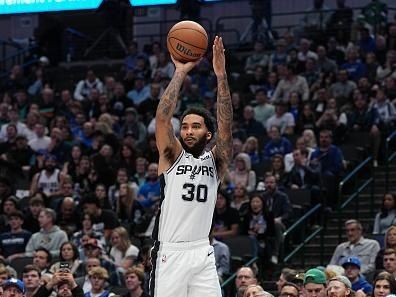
281, 203, 325, 266
220, 256, 258, 296
0, 39, 38, 77
385, 131, 396, 192
337, 157, 374, 241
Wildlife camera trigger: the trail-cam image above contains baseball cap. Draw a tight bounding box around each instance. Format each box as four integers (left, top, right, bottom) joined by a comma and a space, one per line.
342, 256, 361, 269
303, 268, 326, 285
83, 238, 102, 250
328, 276, 352, 289
3, 278, 26, 294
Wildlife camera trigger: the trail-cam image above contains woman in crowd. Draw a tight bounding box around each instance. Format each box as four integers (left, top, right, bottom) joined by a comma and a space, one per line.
229, 152, 257, 193
94, 183, 111, 209
50, 242, 84, 277
231, 184, 250, 219
212, 190, 240, 240
372, 271, 396, 297
62, 144, 83, 177
110, 226, 139, 272
243, 284, 268, 297
373, 193, 396, 235
302, 129, 317, 149
243, 136, 261, 165
376, 225, 396, 269
116, 182, 143, 230
269, 154, 287, 188
116, 144, 138, 178
241, 192, 275, 260
296, 103, 316, 134
72, 212, 105, 250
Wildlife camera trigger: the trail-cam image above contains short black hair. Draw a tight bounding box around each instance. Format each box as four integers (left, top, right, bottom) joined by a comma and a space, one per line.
180, 107, 216, 135
35, 247, 52, 264
80, 194, 100, 207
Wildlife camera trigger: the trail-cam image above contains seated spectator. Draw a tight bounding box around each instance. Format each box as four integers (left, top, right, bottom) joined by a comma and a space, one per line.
33, 247, 52, 276
262, 175, 292, 264
269, 39, 288, 71
316, 97, 348, 142
302, 58, 320, 88
284, 137, 314, 173
56, 197, 79, 237
0, 210, 31, 261
116, 183, 143, 231
377, 50, 396, 81
213, 190, 239, 240
329, 219, 380, 279
302, 268, 327, 297
108, 167, 135, 210
241, 192, 275, 262
372, 272, 396, 297
240, 105, 266, 140
243, 284, 269, 297
272, 63, 309, 103
376, 226, 396, 270
109, 227, 139, 272
235, 267, 258, 297
302, 129, 317, 150
74, 257, 100, 293
120, 107, 147, 147
74, 70, 103, 101
81, 195, 120, 241
231, 184, 250, 219
123, 266, 150, 297
72, 212, 106, 251
296, 103, 316, 133
329, 70, 357, 108
316, 46, 338, 75
245, 41, 269, 73
383, 248, 396, 278
25, 208, 68, 257
373, 193, 396, 235
253, 88, 275, 129
269, 154, 288, 188
93, 184, 111, 210
209, 234, 230, 281
286, 149, 320, 191
347, 94, 381, 166
341, 47, 367, 82
242, 136, 261, 165
116, 144, 138, 178
275, 268, 298, 294
342, 256, 373, 294
266, 102, 295, 135
0, 196, 20, 232
151, 52, 174, 80
263, 126, 292, 160
127, 75, 151, 106
84, 267, 114, 297
228, 153, 257, 193
372, 87, 396, 134
50, 242, 84, 277
22, 265, 41, 297
137, 163, 160, 209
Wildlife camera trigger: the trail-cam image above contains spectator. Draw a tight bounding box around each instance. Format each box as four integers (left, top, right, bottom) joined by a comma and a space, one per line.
231, 184, 250, 218
262, 174, 292, 264
25, 208, 68, 257
316, 46, 338, 75
377, 50, 396, 81
28, 123, 51, 152
347, 93, 381, 166
272, 63, 309, 103
151, 52, 174, 80
74, 257, 100, 293
91, 144, 117, 188
57, 197, 79, 237
137, 163, 160, 209
32, 248, 52, 276
138, 83, 161, 125
269, 155, 288, 188
2, 278, 26, 297
373, 193, 396, 235
120, 107, 147, 146
72, 212, 105, 250
109, 227, 139, 272
276, 268, 298, 294
329, 70, 357, 108
235, 267, 258, 297
212, 190, 240, 240
122, 266, 150, 297
372, 272, 396, 297
34, 269, 84, 297
303, 268, 327, 297
327, 276, 353, 297
22, 265, 41, 297
342, 256, 372, 294
383, 248, 396, 277
243, 285, 270, 297
263, 126, 292, 159
126, 74, 150, 107
279, 283, 299, 297
0, 211, 31, 261
74, 70, 104, 101
297, 39, 318, 66
240, 105, 266, 140
229, 153, 257, 193
269, 39, 288, 71
242, 136, 261, 165
209, 234, 230, 281
84, 267, 113, 297
80, 195, 120, 241
286, 149, 320, 191
329, 219, 380, 278
266, 102, 295, 135
253, 89, 275, 129
50, 242, 84, 278
341, 47, 367, 82
372, 87, 396, 134
0, 196, 20, 232
0, 107, 28, 142
245, 41, 269, 73
376, 226, 396, 269
284, 137, 313, 173
315, 98, 348, 141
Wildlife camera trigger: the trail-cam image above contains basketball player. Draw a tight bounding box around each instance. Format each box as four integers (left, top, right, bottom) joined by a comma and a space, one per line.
150, 36, 232, 297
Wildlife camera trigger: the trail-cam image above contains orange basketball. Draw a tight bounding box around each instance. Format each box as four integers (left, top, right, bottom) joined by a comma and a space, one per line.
167, 20, 208, 63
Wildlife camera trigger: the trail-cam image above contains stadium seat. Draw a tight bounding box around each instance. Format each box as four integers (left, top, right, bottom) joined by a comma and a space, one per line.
285, 189, 311, 207
9, 256, 33, 278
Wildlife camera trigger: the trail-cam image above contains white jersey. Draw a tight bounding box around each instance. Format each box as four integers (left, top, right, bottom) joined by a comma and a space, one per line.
153, 150, 220, 242
37, 169, 61, 196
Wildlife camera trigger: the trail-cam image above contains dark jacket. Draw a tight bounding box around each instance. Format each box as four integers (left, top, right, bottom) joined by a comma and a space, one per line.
33, 284, 84, 297
286, 164, 320, 189
261, 190, 292, 224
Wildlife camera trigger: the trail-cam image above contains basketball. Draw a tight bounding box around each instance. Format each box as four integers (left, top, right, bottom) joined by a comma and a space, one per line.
167, 20, 208, 63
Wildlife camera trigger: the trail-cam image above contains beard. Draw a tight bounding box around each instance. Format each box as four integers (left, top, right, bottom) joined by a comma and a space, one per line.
181, 135, 208, 157
45, 165, 55, 173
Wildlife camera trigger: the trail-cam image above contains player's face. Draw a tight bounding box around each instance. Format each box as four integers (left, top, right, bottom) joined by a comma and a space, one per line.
180, 114, 210, 156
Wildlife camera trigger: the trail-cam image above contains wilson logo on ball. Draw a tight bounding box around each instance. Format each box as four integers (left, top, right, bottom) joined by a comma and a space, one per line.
176, 43, 201, 58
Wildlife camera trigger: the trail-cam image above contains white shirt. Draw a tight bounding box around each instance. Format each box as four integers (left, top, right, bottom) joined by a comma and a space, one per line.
110, 245, 139, 266
28, 136, 51, 152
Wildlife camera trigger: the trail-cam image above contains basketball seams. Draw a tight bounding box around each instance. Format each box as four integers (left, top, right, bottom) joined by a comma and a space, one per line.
168, 27, 208, 41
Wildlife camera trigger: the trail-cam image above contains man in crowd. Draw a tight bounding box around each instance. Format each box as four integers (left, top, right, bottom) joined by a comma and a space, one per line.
235, 267, 257, 297
2, 278, 26, 297
276, 268, 298, 294
327, 276, 353, 297
342, 256, 372, 294
33, 248, 52, 276
303, 268, 326, 297
279, 283, 299, 297
22, 265, 42, 297
25, 208, 68, 257
75, 257, 101, 293
34, 269, 83, 297
329, 219, 380, 279
123, 267, 151, 297
383, 248, 396, 277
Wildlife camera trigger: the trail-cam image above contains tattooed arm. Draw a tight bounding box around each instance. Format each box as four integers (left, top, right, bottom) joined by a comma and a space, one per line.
156, 56, 200, 174
211, 36, 233, 179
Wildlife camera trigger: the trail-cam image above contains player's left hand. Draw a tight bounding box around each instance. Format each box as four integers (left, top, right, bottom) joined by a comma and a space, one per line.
212, 36, 226, 77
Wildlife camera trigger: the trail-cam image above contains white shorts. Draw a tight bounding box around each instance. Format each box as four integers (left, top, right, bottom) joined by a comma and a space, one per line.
149, 238, 222, 297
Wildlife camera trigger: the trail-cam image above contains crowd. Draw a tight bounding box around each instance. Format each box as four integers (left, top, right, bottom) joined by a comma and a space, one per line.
0, 0, 396, 297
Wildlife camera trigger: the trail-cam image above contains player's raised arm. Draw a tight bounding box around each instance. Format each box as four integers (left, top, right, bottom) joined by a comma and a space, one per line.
155, 55, 200, 173
212, 36, 233, 178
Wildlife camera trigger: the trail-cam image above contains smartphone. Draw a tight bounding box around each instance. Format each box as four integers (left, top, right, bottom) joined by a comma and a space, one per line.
59, 262, 71, 273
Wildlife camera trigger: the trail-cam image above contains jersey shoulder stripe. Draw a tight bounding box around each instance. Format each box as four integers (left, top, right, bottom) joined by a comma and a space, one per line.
166, 150, 185, 174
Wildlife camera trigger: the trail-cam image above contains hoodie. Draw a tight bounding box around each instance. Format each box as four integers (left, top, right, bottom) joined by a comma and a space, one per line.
352, 275, 373, 294
25, 225, 68, 257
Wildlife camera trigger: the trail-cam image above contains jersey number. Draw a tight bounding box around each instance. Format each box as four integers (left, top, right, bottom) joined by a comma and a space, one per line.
182, 183, 208, 202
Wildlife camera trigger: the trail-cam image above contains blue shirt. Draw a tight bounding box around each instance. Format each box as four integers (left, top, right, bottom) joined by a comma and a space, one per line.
310, 145, 344, 176
352, 275, 373, 294
138, 180, 161, 208
263, 137, 292, 159
341, 61, 367, 81
0, 230, 32, 258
